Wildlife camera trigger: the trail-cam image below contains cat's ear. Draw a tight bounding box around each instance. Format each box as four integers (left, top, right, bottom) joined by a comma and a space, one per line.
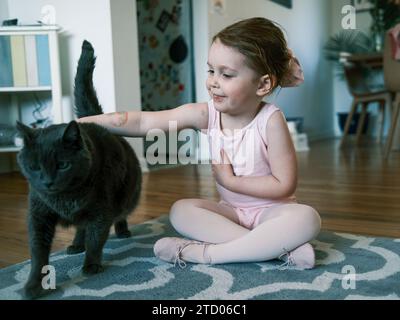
15, 121, 34, 143
62, 121, 83, 149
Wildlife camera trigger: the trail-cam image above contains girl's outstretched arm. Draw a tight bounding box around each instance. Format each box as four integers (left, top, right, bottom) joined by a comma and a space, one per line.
77, 103, 209, 136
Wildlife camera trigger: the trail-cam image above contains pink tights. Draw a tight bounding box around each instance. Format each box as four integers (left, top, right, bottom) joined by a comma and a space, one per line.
169, 199, 321, 264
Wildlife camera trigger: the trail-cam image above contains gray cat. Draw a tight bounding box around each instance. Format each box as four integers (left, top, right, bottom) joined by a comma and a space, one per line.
16, 40, 142, 299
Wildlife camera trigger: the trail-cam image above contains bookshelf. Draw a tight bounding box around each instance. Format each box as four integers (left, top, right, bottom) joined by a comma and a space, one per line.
0, 25, 63, 153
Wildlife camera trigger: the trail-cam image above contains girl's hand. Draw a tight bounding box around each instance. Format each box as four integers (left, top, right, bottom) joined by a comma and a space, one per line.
211, 149, 236, 188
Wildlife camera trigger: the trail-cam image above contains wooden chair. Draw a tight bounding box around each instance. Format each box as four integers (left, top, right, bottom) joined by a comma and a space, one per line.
340, 55, 392, 147
383, 32, 400, 158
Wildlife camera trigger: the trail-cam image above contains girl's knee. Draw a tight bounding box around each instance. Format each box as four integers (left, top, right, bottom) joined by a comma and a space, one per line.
169, 199, 197, 227
298, 205, 321, 238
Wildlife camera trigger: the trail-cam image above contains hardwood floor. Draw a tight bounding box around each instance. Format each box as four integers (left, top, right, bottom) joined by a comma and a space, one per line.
0, 138, 399, 268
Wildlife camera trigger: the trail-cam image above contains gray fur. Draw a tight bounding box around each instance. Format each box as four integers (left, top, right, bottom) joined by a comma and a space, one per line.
17, 41, 142, 299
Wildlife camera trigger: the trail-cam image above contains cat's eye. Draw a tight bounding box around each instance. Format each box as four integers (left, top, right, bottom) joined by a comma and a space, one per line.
57, 161, 71, 170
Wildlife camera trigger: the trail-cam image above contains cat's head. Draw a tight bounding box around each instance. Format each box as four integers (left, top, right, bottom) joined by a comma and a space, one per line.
16, 121, 92, 194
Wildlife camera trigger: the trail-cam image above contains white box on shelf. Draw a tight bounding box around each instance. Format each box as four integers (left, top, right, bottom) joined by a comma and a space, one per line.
287, 121, 298, 135
291, 133, 310, 152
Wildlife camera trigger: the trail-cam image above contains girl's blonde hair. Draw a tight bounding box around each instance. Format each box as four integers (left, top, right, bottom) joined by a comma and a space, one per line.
212, 17, 291, 93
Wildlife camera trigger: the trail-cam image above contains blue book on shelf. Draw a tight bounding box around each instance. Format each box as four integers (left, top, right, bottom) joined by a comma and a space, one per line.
36, 35, 51, 86
0, 36, 14, 87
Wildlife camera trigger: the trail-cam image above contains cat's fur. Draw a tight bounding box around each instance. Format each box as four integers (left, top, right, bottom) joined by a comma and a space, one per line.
17, 40, 142, 299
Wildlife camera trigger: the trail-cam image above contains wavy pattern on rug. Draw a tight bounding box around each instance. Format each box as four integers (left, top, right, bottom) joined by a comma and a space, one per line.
0, 215, 399, 300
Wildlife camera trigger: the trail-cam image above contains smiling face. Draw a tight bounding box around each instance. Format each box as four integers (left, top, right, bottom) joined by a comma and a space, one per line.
206, 39, 269, 115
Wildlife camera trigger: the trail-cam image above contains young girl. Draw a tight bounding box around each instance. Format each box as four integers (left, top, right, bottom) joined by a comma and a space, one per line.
78, 17, 321, 269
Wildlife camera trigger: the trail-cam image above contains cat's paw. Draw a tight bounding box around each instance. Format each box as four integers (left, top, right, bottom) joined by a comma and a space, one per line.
116, 230, 131, 238
23, 281, 47, 300
82, 264, 104, 275
67, 245, 85, 255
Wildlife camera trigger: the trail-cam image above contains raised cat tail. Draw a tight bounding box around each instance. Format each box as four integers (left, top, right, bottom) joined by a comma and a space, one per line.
74, 40, 103, 117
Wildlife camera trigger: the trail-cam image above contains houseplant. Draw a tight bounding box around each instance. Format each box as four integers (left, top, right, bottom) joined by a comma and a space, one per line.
325, 0, 400, 75
324, 30, 375, 80
369, 0, 400, 51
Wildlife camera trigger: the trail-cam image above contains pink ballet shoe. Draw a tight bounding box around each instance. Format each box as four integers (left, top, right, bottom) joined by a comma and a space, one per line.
153, 237, 211, 268
278, 243, 315, 270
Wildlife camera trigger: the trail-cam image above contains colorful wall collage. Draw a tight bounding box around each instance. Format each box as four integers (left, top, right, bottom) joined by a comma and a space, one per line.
136, 0, 195, 112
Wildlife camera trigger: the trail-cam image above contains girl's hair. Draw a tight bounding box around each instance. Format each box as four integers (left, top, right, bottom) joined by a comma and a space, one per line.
212, 17, 291, 93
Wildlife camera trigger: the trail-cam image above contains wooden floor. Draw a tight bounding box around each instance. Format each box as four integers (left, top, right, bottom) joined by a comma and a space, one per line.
0, 138, 399, 268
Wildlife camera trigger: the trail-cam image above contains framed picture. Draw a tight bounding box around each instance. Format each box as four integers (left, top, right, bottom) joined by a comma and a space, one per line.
270, 0, 292, 9
351, 0, 374, 12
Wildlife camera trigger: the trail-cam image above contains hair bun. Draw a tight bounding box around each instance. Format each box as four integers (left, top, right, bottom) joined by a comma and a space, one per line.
281, 53, 304, 87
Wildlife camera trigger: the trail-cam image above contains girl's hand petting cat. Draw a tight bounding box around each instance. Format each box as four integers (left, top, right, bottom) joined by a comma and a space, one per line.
212, 149, 236, 188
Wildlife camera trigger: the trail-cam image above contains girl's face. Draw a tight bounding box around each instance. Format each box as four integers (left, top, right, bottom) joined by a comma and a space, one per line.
206, 39, 264, 115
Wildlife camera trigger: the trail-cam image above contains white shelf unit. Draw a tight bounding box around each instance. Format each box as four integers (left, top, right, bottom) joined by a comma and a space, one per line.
0, 86, 52, 92
0, 146, 21, 153
0, 25, 63, 154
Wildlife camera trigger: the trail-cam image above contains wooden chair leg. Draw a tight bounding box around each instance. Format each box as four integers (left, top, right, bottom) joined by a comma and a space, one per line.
377, 100, 386, 144
384, 93, 400, 159
356, 102, 368, 144
340, 100, 358, 147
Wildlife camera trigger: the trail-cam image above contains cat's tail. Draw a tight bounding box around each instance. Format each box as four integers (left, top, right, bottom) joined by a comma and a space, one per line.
74, 40, 103, 117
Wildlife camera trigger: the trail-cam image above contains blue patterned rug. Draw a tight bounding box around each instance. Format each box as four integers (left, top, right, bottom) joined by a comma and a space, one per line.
0, 215, 399, 300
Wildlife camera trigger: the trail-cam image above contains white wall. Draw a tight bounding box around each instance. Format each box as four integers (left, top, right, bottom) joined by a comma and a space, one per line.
110, 0, 141, 112
192, 0, 210, 103
0, 0, 9, 23
263, 0, 333, 140
109, 0, 146, 169
331, 0, 354, 136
